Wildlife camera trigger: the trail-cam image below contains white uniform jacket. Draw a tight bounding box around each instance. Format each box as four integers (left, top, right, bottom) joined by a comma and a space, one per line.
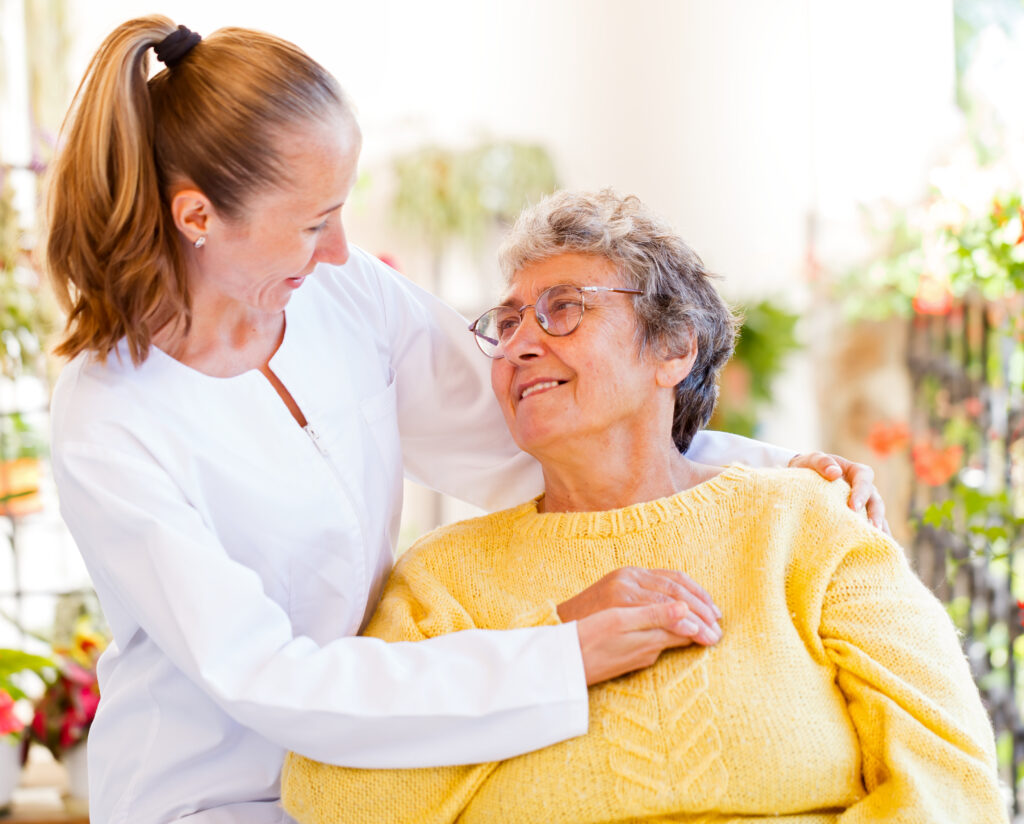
49, 247, 794, 823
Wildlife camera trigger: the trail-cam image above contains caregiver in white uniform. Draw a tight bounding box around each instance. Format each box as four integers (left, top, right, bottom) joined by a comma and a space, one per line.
45, 17, 886, 824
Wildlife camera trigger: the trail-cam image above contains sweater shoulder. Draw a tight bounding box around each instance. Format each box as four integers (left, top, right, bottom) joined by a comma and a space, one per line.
393, 501, 534, 577
737, 465, 854, 521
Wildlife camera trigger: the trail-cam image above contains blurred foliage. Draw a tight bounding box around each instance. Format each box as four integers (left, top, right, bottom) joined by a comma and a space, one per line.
840, 191, 1024, 321
0, 176, 50, 380
391, 141, 559, 255
710, 299, 802, 438
0, 649, 54, 704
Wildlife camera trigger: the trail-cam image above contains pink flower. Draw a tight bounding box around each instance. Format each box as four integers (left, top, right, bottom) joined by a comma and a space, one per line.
0, 689, 24, 736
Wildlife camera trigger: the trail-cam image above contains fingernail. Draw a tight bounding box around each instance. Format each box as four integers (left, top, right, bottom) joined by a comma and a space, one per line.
713, 604, 723, 620
678, 617, 699, 634
826, 465, 841, 478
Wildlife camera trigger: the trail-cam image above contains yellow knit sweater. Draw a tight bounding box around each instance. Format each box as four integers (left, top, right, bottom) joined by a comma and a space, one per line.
282, 466, 1005, 823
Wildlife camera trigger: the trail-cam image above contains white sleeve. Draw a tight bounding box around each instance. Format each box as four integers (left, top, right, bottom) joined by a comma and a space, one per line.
53, 439, 588, 768
365, 256, 544, 511
686, 429, 797, 468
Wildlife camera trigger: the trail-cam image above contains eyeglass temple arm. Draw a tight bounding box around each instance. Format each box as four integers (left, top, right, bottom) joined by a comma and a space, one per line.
467, 320, 500, 347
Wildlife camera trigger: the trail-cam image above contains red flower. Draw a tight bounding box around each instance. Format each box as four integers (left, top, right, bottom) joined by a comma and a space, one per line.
912, 275, 953, 316
866, 420, 911, 457
0, 689, 24, 736
911, 442, 963, 486
963, 397, 984, 418
1017, 207, 1024, 246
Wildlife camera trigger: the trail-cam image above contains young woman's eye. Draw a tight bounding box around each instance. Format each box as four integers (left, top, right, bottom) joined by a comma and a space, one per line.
307, 220, 328, 234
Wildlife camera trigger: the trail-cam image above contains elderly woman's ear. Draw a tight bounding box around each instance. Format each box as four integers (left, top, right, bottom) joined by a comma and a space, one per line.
653, 340, 697, 388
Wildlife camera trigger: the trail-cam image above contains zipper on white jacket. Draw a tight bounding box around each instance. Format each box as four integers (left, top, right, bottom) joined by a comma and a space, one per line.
304, 424, 329, 456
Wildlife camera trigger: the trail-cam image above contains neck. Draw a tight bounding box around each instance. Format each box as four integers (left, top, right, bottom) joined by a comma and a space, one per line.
154, 286, 285, 378
535, 431, 719, 513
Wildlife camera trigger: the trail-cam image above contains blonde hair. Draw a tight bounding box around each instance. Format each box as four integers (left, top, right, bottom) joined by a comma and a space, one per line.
498, 189, 738, 453
46, 16, 347, 364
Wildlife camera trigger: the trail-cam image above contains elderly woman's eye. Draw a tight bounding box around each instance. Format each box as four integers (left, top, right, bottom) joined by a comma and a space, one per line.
497, 316, 520, 335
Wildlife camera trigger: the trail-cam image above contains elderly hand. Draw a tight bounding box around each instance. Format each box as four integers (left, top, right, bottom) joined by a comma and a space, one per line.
558, 566, 722, 647
788, 451, 890, 535
575, 602, 716, 686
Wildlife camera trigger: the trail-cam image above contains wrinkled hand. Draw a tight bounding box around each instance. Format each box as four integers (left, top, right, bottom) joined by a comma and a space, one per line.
558, 566, 722, 646
788, 451, 890, 535
576, 602, 720, 685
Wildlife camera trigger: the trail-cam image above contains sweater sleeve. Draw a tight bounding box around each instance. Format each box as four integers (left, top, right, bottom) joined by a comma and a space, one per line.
282, 553, 514, 824
815, 517, 1006, 822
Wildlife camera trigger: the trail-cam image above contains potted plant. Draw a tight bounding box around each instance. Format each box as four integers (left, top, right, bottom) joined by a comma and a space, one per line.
23, 615, 106, 811
0, 169, 52, 519
0, 648, 55, 811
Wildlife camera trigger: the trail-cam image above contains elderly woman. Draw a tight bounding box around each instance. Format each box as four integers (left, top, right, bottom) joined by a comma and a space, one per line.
282, 190, 1005, 824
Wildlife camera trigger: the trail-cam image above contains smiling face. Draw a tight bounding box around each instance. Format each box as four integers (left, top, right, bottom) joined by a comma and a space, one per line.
491, 252, 686, 463
181, 111, 361, 315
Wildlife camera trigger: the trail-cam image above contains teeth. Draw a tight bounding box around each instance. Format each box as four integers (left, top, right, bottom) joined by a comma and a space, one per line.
521, 381, 560, 400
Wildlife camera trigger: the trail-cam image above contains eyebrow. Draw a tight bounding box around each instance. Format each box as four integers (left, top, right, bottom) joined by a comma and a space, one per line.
313, 201, 344, 219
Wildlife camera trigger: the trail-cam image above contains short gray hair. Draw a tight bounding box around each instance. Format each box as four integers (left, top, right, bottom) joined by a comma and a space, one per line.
498, 189, 738, 453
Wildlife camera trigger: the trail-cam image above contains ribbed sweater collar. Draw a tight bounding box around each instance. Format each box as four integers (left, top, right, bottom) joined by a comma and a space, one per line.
510, 463, 751, 540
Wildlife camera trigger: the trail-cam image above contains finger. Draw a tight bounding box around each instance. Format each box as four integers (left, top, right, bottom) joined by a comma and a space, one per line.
844, 462, 876, 511
640, 569, 722, 627
791, 450, 842, 480
637, 601, 721, 646
864, 490, 889, 533
814, 452, 843, 480
648, 569, 718, 612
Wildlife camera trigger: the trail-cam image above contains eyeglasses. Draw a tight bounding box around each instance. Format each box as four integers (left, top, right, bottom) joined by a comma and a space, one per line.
468, 283, 642, 358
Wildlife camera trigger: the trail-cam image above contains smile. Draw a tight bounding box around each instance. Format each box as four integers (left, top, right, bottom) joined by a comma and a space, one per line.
520, 380, 564, 400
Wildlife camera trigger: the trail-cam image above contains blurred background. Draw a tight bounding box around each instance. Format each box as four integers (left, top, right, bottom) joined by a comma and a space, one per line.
3, 0, 1024, 817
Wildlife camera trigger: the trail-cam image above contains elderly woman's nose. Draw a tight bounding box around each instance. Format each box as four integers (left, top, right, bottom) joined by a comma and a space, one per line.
503, 309, 547, 360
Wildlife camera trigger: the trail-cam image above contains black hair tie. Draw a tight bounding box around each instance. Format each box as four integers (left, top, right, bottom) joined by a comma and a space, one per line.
154, 25, 201, 69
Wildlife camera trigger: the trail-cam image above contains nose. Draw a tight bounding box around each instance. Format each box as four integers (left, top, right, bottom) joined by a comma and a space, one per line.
316, 216, 350, 265
501, 307, 546, 362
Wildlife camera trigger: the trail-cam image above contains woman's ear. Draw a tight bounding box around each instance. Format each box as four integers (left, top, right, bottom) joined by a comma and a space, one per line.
654, 336, 698, 388
170, 186, 213, 246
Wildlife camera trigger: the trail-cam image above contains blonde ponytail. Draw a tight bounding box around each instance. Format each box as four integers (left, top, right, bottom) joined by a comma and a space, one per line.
47, 15, 185, 365
46, 16, 345, 364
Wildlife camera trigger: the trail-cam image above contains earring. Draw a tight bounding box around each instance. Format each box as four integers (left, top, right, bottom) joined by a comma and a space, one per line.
194, 236, 206, 249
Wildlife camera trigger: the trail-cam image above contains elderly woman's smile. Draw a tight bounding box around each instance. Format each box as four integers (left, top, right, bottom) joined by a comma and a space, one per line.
491, 252, 684, 480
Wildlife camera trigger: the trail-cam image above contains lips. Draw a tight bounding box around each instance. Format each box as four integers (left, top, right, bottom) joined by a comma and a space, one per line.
518, 379, 567, 401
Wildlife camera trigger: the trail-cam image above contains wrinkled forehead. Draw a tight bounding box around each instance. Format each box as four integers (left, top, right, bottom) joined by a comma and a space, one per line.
500, 253, 620, 305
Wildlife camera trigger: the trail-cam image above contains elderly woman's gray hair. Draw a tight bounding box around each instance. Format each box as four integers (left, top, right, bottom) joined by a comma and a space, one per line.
498, 189, 738, 453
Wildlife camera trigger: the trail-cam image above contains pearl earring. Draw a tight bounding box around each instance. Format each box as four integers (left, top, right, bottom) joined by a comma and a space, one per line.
194, 236, 206, 249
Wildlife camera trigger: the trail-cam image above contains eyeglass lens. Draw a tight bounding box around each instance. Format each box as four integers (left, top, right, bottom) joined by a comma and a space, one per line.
473, 285, 585, 357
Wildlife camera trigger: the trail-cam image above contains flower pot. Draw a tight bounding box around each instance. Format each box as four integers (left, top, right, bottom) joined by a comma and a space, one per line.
0, 736, 22, 813
0, 457, 42, 517
62, 742, 88, 815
